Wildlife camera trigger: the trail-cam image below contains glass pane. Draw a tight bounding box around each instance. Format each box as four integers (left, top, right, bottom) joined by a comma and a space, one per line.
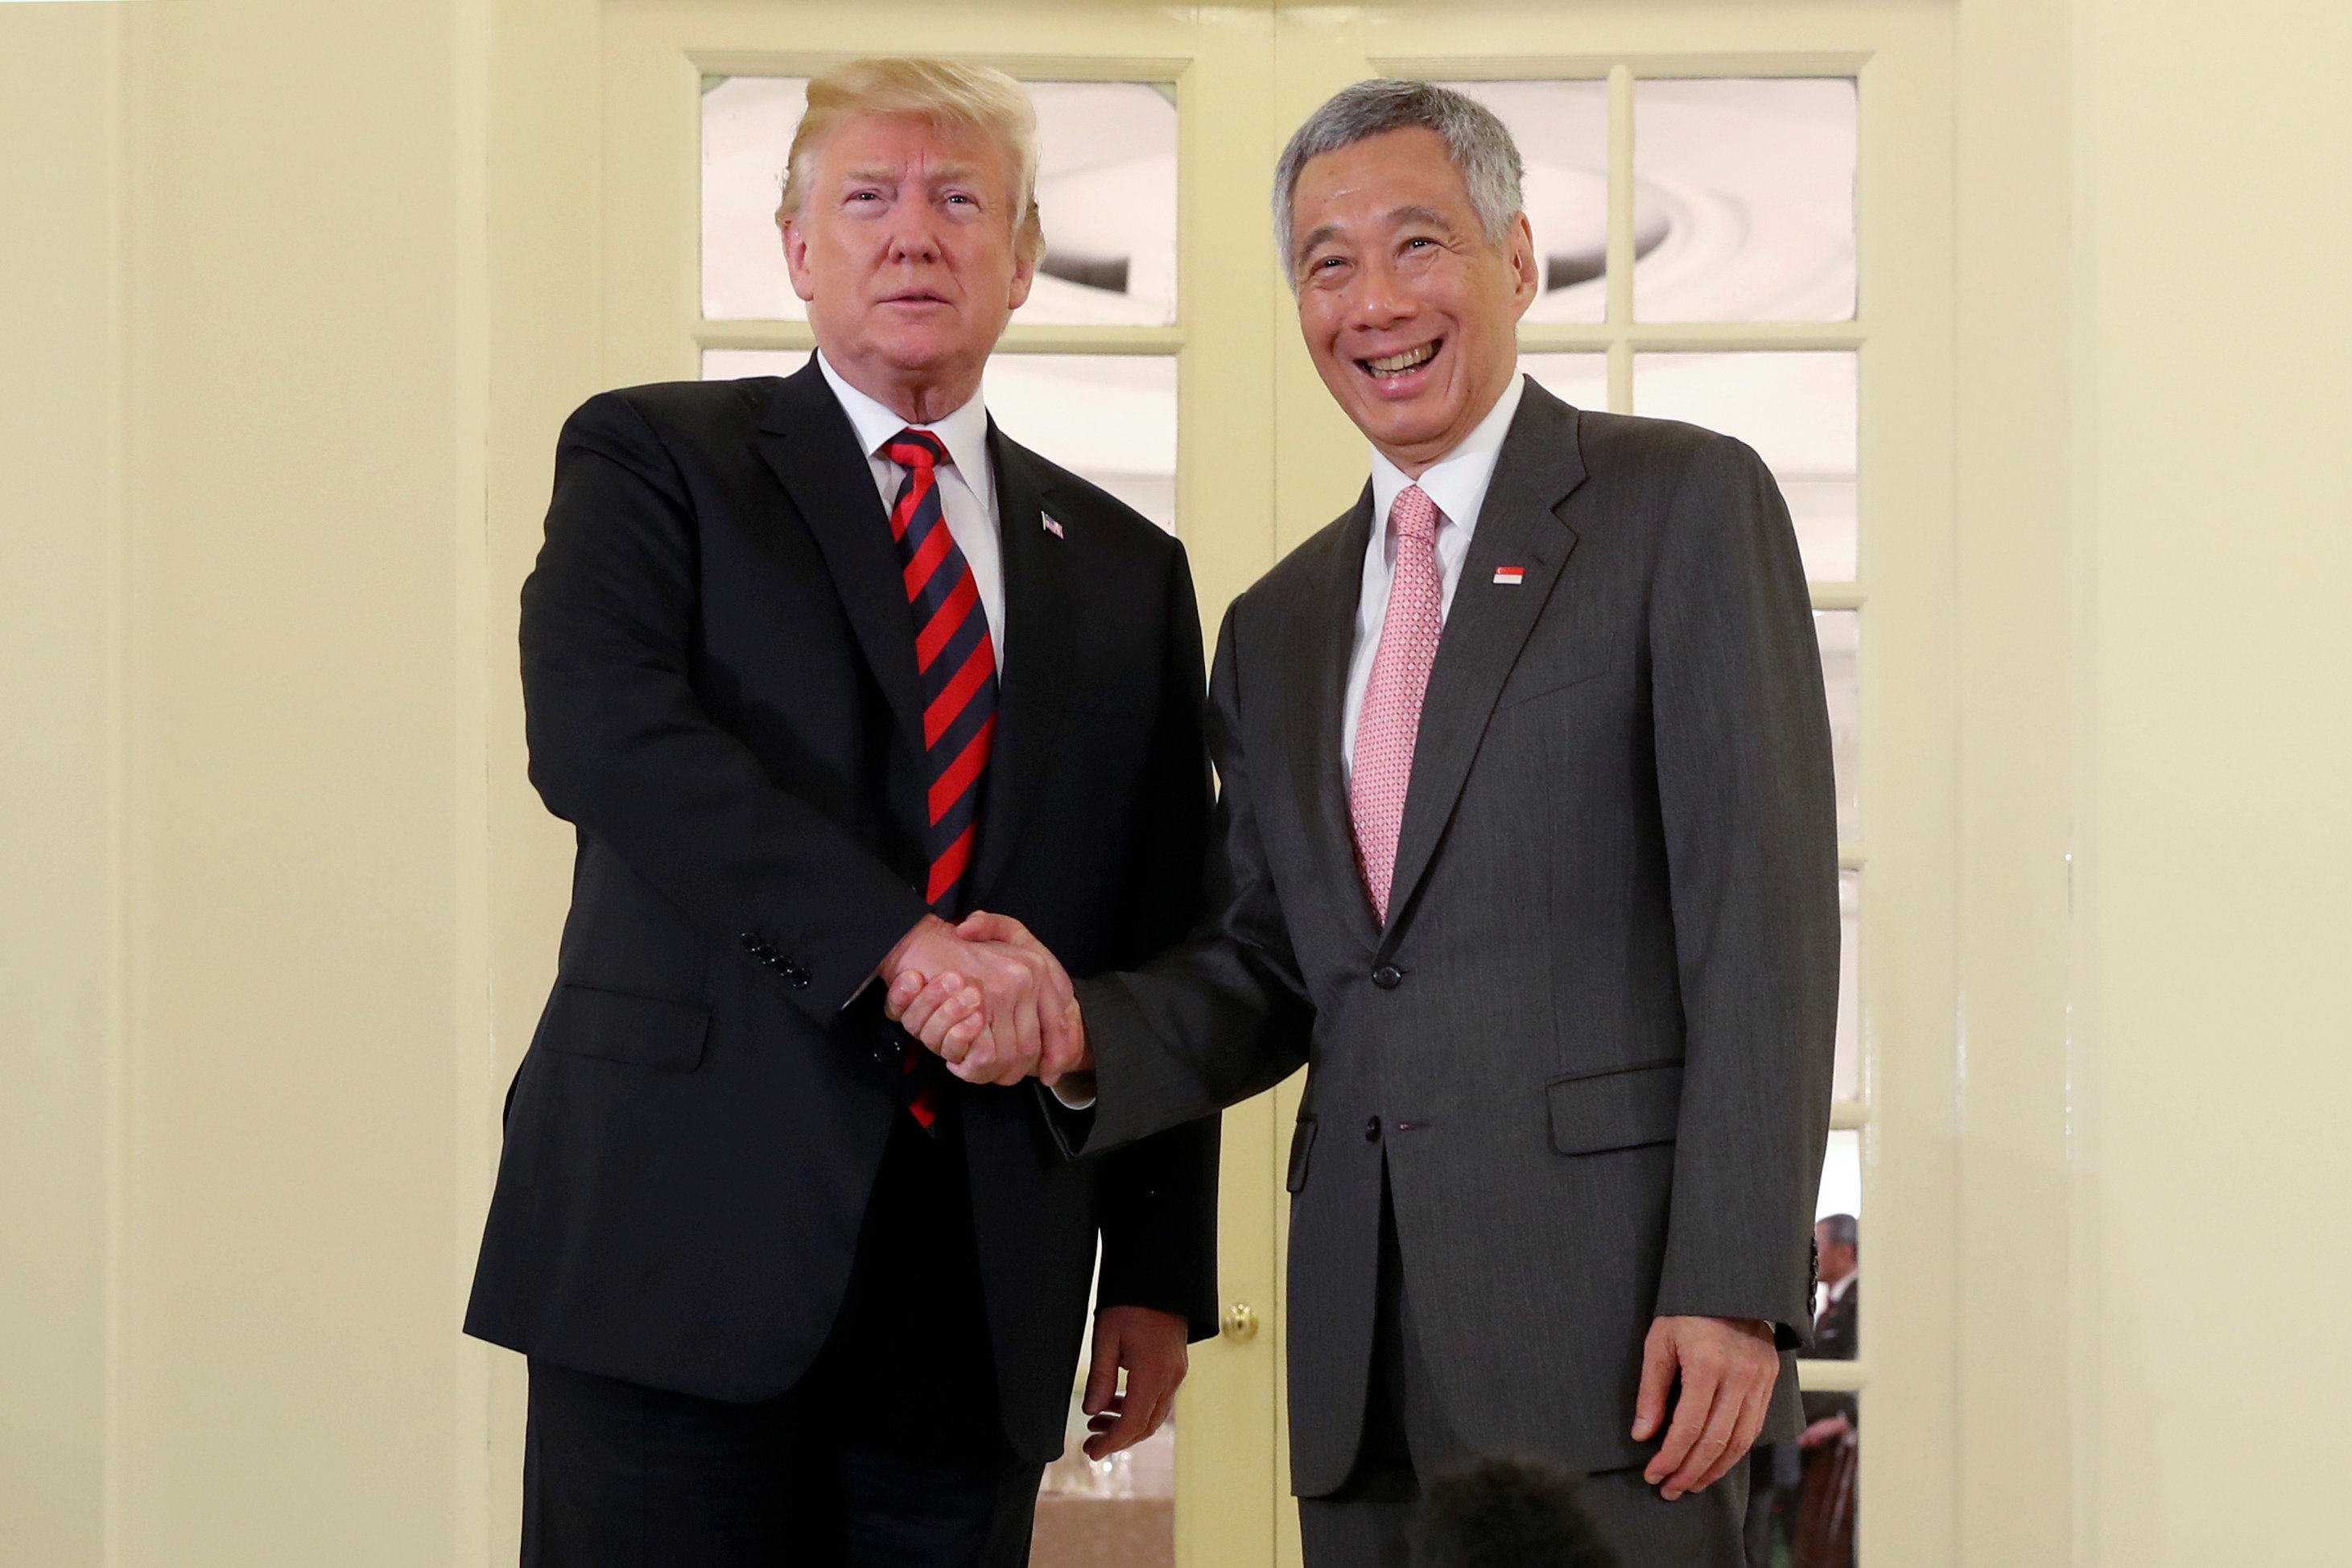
1442, 80, 1610, 324
1632, 350, 1857, 582
1753, 1390, 1858, 1564
1814, 610, 1860, 842
1517, 353, 1608, 413
703, 350, 1178, 534
1633, 77, 1858, 322
702, 77, 1178, 326
1835, 870, 1860, 1103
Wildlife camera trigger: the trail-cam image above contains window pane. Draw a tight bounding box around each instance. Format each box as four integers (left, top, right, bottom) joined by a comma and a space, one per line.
1836, 870, 1860, 1103
1517, 353, 1608, 413
1632, 77, 1857, 322
702, 77, 1178, 326
1442, 81, 1611, 324
1632, 350, 1857, 582
1756, 1389, 1858, 1564
1814, 610, 1860, 842
702, 350, 1178, 534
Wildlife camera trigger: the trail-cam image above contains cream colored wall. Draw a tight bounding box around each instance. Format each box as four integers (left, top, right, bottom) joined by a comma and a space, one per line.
2, 9, 122, 1564
2073, 2, 2352, 1560
106, 0, 489, 1561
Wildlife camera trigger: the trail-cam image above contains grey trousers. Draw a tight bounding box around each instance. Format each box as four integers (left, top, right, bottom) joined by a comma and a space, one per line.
1295, 1178, 1748, 1568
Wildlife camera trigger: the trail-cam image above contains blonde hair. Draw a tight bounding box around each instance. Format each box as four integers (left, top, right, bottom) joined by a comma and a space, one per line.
776, 58, 1044, 263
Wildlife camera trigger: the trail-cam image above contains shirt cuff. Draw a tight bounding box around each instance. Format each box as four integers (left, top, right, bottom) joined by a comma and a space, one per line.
1046, 1071, 1098, 1110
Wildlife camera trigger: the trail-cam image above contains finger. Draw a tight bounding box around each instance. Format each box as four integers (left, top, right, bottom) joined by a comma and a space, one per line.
1632, 1321, 1676, 1442
1664, 1372, 1747, 1499
937, 1009, 986, 1069
1697, 1378, 1773, 1493
896, 973, 964, 1039
883, 970, 925, 1021
1083, 1323, 1122, 1417
1646, 1360, 1721, 1489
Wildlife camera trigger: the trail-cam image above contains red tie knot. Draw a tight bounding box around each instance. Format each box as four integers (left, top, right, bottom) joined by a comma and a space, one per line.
884, 428, 950, 472
1390, 484, 1439, 547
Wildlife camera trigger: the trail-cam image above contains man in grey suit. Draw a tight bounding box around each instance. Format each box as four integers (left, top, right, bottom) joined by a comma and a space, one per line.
889, 79, 1838, 1567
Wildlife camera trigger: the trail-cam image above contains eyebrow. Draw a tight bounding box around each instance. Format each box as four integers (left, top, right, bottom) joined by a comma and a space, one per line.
838, 163, 984, 188
1293, 203, 1459, 266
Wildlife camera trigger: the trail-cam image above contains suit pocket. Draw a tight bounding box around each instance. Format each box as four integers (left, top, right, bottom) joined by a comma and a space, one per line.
1285, 1116, 1318, 1194
1545, 1058, 1682, 1155
1494, 660, 1611, 713
537, 981, 710, 1072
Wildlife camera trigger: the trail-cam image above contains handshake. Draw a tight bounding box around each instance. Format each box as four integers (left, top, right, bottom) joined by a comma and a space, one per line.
878, 911, 1094, 1089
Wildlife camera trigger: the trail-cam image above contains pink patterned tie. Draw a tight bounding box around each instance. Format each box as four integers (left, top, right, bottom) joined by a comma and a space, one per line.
1351, 485, 1444, 924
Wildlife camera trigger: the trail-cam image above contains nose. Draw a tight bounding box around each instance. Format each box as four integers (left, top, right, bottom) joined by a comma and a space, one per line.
881, 200, 943, 267
1344, 253, 1415, 333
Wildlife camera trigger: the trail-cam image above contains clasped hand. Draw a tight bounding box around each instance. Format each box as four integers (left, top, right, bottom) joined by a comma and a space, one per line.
881, 912, 1090, 1086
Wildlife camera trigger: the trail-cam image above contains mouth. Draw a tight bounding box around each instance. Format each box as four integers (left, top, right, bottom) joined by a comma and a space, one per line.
881, 290, 951, 307
1355, 338, 1442, 382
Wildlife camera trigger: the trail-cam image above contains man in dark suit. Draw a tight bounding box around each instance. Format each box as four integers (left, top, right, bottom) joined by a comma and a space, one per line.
464, 58, 1218, 1567
893, 80, 1838, 1567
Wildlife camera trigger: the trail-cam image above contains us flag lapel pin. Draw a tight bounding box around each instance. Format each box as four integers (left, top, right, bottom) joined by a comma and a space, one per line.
1042, 513, 1066, 539
1492, 565, 1526, 585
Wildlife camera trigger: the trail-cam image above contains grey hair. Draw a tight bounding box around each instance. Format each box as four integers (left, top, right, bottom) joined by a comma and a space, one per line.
1818, 1213, 1859, 1253
1271, 79, 1525, 280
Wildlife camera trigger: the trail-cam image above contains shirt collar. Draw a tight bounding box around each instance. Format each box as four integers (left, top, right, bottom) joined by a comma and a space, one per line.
816, 349, 994, 488
1367, 372, 1528, 540
1825, 1272, 1856, 1306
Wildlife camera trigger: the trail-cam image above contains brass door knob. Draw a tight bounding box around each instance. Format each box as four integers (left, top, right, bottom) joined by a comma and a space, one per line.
1220, 1302, 1259, 1342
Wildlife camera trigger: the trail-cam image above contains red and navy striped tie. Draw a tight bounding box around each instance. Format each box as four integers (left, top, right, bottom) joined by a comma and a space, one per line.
883, 427, 997, 1129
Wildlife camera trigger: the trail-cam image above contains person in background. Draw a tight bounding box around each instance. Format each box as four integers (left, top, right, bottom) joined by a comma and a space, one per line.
464, 57, 1219, 1567
1410, 1453, 1620, 1568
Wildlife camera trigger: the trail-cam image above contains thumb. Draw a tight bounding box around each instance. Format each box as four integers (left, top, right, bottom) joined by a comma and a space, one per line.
1083, 1320, 1123, 1417
1632, 1318, 1677, 1440
958, 910, 1017, 943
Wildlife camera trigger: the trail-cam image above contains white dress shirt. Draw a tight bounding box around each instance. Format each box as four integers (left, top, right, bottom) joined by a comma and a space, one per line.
1340, 373, 1529, 778
816, 351, 1006, 663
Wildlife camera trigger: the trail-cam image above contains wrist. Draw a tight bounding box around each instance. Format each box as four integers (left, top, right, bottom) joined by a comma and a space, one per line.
878, 912, 951, 983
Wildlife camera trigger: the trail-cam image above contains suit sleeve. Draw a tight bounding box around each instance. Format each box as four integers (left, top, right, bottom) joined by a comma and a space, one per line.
520, 390, 928, 1023
1071, 600, 1317, 1157
1645, 434, 1841, 1349
1088, 549, 1223, 1341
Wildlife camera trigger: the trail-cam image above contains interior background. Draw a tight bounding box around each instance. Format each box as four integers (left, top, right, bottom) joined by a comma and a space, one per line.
3, 0, 2346, 1562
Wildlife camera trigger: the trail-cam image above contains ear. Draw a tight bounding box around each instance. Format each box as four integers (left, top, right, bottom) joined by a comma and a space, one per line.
1006, 217, 1040, 312
1507, 210, 1541, 317
779, 211, 818, 306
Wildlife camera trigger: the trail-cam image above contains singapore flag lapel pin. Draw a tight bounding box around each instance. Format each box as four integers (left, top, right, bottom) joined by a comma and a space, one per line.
1492, 564, 1526, 585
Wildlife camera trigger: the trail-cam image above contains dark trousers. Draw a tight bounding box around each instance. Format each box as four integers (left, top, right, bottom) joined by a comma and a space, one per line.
522, 1111, 1044, 1567
1297, 1170, 1748, 1568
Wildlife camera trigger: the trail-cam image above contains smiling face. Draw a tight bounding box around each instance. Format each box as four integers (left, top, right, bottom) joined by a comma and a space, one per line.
781, 111, 1037, 423
1288, 127, 1539, 475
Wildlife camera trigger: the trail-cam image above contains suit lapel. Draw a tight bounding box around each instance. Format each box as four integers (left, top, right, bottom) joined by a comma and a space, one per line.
753, 362, 927, 761
967, 425, 1073, 902
1379, 386, 1589, 949
1284, 488, 1381, 948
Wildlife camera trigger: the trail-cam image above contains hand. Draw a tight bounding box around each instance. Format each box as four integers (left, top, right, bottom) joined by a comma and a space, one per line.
884, 912, 1089, 1086
1081, 1305, 1188, 1459
1632, 1314, 1781, 1500
1798, 1412, 1852, 1450
876, 914, 1058, 1085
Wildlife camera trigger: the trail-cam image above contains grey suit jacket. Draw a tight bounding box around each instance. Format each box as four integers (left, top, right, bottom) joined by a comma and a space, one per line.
1071, 380, 1839, 1494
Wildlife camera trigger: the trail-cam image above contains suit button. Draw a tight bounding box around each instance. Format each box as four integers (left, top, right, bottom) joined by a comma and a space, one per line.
1364, 1116, 1382, 1143
1372, 963, 1403, 989
783, 966, 811, 988
737, 932, 763, 954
